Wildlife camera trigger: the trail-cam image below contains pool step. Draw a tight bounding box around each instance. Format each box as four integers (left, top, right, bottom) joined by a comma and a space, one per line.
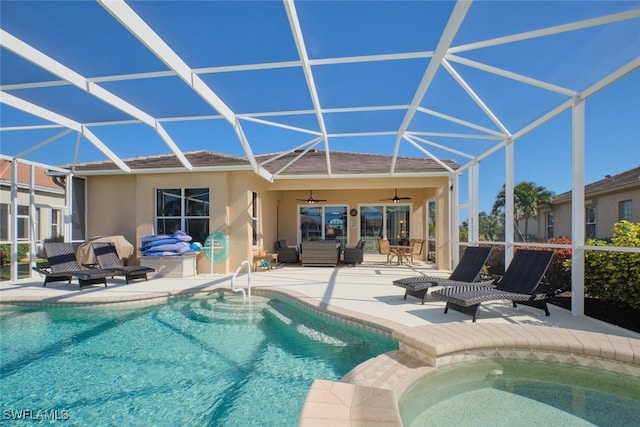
263, 305, 348, 347
185, 299, 263, 324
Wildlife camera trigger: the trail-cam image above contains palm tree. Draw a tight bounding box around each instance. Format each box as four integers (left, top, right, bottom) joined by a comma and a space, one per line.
492, 182, 554, 241
479, 211, 503, 241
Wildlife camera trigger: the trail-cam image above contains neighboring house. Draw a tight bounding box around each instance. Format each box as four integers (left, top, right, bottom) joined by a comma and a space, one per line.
0, 159, 66, 252
63, 149, 457, 274
532, 166, 640, 241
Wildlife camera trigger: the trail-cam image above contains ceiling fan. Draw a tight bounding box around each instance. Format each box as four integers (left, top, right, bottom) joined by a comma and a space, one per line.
297, 190, 327, 204
380, 188, 412, 203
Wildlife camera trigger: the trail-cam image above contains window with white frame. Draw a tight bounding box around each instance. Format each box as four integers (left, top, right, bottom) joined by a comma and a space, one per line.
50, 209, 62, 239
16, 206, 29, 240
585, 206, 597, 239
35, 207, 41, 241
0, 203, 7, 241
156, 188, 209, 244
0, 204, 30, 241
619, 200, 632, 221
546, 212, 554, 239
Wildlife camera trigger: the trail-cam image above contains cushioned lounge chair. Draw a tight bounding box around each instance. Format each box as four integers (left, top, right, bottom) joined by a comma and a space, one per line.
92, 242, 155, 284
276, 240, 299, 263
344, 239, 365, 265
393, 246, 492, 304
431, 249, 554, 322
33, 242, 114, 288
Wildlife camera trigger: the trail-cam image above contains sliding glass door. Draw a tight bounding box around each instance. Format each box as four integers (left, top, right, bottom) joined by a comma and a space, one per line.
299, 205, 348, 249
359, 204, 411, 253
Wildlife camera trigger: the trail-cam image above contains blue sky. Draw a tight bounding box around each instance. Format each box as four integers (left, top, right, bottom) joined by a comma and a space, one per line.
1, 0, 639, 213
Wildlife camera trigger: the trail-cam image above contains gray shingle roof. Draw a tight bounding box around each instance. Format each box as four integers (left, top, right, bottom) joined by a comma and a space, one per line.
554, 166, 640, 203
63, 149, 458, 175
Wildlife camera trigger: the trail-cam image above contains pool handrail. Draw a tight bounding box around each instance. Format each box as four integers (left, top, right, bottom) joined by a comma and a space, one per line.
230, 260, 251, 301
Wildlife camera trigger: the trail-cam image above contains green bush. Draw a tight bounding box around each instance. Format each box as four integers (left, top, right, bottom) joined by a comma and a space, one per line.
0, 243, 30, 265
584, 221, 640, 309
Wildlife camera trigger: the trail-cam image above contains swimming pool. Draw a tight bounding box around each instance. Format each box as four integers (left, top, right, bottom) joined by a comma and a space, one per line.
399, 358, 640, 427
0, 295, 397, 426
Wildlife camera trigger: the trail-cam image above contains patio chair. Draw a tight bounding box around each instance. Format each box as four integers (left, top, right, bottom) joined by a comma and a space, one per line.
92, 242, 155, 284
431, 249, 554, 322
409, 239, 425, 264
378, 238, 395, 264
276, 240, 299, 263
33, 242, 114, 288
344, 239, 366, 265
393, 246, 492, 304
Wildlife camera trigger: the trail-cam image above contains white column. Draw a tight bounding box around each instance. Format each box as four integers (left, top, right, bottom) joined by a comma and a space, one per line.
571, 99, 585, 316
452, 174, 460, 268
29, 164, 36, 277
469, 161, 480, 246
64, 173, 73, 242
504, 139, 514, 264
10, 160, 18, 281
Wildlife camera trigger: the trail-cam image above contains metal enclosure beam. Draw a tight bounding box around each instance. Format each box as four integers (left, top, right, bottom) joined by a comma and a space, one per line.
571, 99, 586, 317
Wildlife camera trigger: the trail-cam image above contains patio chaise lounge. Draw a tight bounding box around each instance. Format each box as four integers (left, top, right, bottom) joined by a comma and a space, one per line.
92, 242, 155, 284
33, 242, 115, 288
392, 246, 492, 304
431, 249, 554, 322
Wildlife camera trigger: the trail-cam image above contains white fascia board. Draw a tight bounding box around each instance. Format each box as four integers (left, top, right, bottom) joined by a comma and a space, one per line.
272, 171, 455, 180
70, 164, 254, 176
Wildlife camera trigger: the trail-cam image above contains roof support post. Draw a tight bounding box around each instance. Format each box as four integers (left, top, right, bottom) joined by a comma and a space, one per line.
468, 160, 480, 246
9, 160, 18, 281
29, 163, 37, 279
571, 98, 585, 317
504, 138, 514, 264
452, 173, 460, 268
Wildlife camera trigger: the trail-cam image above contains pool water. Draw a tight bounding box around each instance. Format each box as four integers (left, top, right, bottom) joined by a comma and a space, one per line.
0, 295, 397, 426
399, 358, 640, 427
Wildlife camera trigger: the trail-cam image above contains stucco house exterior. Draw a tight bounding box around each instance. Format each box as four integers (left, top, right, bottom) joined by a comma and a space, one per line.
0, 159, 66, 256
533, 166, 640, 241
67, 149, 457, 274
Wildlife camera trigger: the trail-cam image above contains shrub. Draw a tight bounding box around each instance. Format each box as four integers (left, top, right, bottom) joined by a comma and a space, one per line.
482, 239, 571, 288
544, 237, 572, 288
0, 243, 30, 265
584, 221, 640, 309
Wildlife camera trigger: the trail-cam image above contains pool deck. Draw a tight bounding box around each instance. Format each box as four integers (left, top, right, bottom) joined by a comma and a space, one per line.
2, 257, 639, 426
